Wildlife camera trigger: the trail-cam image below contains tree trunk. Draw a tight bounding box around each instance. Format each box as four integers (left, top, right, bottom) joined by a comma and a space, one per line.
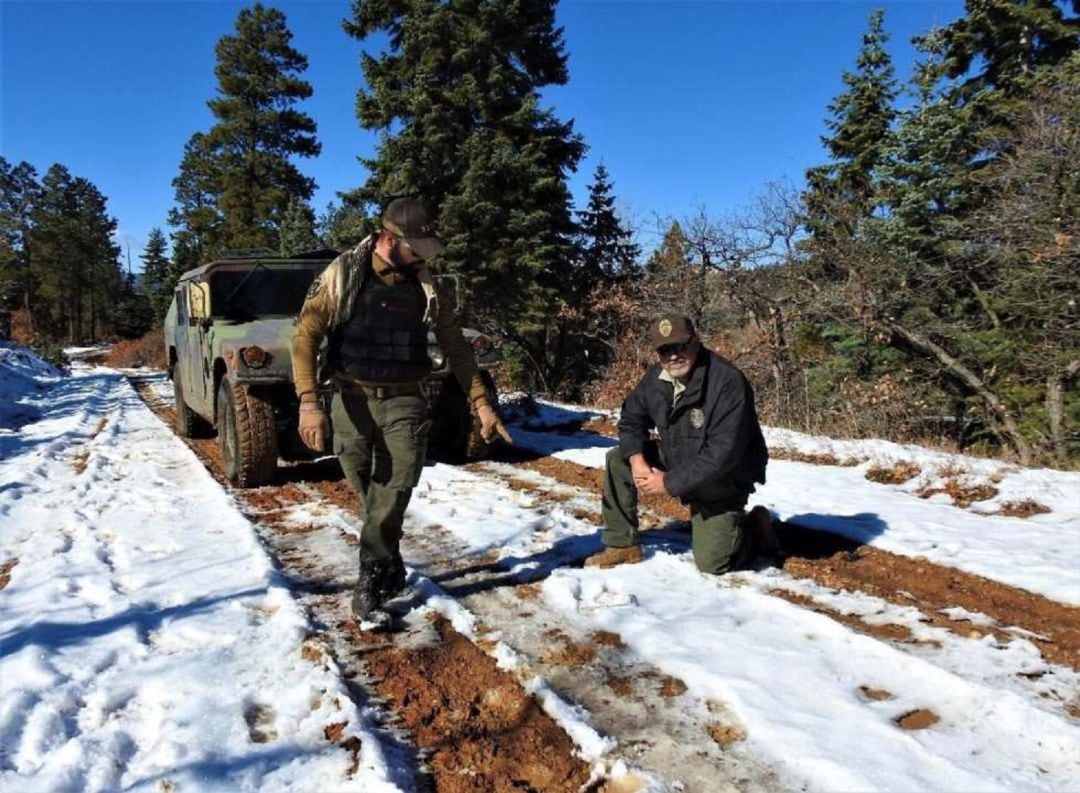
1047, 359, 1080, 465
883, 319, 1034, 465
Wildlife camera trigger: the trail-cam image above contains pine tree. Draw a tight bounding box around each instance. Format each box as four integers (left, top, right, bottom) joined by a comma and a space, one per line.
344, 0, 585, 388
803, 9, 897, 259
169, 133, 222, 268
28, 165, 121, 341
140, 228, 173, 323
576, 164, 640, 284
0, 158, 41, 320
317, 201, 371, 251
645, 221, 690, 276
114, 269, 155, 339
172, 3, 320, 258
279, 197, 319, 255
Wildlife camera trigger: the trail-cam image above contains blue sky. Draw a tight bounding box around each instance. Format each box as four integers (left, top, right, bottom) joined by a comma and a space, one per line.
2, 0, 963, 267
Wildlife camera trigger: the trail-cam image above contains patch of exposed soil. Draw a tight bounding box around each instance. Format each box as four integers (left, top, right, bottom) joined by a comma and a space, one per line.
858, 686, 895, 701
606, 675, 636, 697
540, 639, 600, 669
591, 630, 625, 649
707, 723, 746, 746
782, 548, 1080, 671
581, 417, 618, 437
516, 457, 689, 521
0, 559, 17, 590
657, 676, 688, 698
769, 589, 929, 645
362, 617, 594, 793
895, 709, 940, 730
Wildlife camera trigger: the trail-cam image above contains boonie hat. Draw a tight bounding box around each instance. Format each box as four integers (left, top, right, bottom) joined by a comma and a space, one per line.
649, 314, 695, 349
381, 198, 446, 260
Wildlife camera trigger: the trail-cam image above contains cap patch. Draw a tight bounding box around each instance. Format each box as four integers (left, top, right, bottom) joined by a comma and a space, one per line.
659, 319, 673, 338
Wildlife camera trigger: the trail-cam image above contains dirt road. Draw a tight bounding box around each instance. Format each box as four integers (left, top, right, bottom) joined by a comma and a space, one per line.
128, 373, 1080, 791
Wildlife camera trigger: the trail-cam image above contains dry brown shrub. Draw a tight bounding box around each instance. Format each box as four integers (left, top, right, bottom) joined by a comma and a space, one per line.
992, 500, 1052, 518
918, 479, 999, 508
105, 329, 166, 369
865, 461, 922, 485
9, 309, 35, 347
768, 448, 860, 467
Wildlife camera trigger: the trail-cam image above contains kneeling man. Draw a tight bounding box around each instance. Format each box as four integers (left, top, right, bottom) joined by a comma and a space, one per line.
586, 314, 778, 573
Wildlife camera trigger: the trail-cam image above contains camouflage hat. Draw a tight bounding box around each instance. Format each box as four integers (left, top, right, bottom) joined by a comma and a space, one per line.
381, 198, 445, 260
648, 314, 695, 349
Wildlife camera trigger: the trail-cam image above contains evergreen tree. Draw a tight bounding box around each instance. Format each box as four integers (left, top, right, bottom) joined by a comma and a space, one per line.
28, 165, 122, 341
140, 228, 173, 322
172, 4, 320, 258
799, 1, 1079, 462
169, 133, 222, 268
114, 269, 155, 338
317, 201, 371, 251
645, 221, 690, 276
344, 0, 585, 388
803, 9, 896, 259
576, 164, 640, 284
279, 197, 319, 255
0, 158, 41, 320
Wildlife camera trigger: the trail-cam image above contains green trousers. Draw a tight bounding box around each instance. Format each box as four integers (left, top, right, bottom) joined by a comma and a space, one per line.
600, 445, 756, 575
331, 389, 431, 564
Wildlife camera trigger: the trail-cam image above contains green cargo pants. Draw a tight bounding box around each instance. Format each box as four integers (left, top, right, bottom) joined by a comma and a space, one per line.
600, 445, 756, 575
331, 388, 431, 564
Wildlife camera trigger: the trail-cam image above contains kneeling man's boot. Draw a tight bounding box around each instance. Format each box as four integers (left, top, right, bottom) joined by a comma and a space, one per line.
352, 560, 388, 620
745, 506, 782, 558
585, 545, 644, 569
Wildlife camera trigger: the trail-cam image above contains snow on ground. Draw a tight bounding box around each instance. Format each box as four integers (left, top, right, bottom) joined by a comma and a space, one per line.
3, 351, 1080, 792
0, 349, 400, 792
400, 456, 1080, 792
518, 399, 1080, 606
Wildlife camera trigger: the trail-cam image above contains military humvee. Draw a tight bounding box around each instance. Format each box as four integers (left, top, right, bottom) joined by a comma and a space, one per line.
163, 250, 501, 487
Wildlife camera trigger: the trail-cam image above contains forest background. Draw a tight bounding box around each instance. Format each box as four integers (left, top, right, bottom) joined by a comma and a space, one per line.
1, 0, 1077, 467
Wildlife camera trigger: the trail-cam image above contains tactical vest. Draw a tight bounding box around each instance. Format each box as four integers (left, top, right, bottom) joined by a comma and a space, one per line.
333, 274, 432, 383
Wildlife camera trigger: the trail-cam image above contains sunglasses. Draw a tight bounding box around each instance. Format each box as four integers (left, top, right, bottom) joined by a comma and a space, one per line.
395, 236, 424, 262
657, 342, 691, 359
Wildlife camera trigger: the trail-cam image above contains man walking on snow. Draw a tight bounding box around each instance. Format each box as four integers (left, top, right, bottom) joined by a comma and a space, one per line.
585, 314, 779, 574
291, 197, 511, 621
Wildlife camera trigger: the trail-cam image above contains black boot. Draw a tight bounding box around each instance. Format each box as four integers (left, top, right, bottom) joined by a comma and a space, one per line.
352, 560, 389, 620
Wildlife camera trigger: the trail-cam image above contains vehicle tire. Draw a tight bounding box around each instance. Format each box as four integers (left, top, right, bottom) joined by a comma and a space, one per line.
173, 367, 198, 438
216, 379, 278, 487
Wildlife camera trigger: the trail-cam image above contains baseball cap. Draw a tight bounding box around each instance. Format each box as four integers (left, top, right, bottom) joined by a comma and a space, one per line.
381, 198, 446, 260
648, 314, 695, 349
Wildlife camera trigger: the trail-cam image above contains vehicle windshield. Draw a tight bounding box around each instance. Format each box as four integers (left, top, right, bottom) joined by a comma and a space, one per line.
209, 265, 322, 318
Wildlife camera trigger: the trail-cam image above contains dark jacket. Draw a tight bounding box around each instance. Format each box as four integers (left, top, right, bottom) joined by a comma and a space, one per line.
617, 349, 768, 503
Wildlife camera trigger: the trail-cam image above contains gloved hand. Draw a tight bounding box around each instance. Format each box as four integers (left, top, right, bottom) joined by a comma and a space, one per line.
476, 403, 512, 444
298, 402, 329, 452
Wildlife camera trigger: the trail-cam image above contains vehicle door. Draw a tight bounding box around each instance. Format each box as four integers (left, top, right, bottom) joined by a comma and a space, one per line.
184, 279, 214, 416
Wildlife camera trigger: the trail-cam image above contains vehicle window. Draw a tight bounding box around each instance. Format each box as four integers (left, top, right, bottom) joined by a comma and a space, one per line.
209, 267, 320, 318
177, 289, 190, 325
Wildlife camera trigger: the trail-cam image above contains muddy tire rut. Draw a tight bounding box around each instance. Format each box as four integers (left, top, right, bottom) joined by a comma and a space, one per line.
129, 373, 1080, 790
